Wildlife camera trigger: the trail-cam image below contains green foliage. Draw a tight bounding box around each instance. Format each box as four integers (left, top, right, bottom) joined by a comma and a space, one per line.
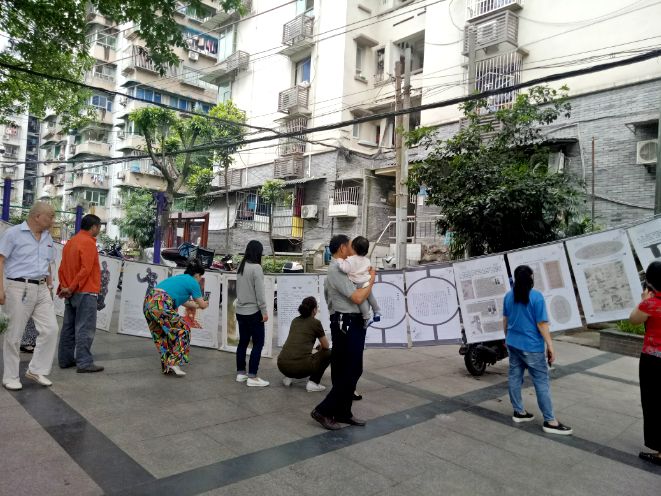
9, 208, 29, 225
0, 0, 243, 121
408, 85, 583, 258
615, 320, 646, 336
260, 179, 288, 205
232, 254, 291, 274
112, 189, 156, 249
187, 165, 215, 198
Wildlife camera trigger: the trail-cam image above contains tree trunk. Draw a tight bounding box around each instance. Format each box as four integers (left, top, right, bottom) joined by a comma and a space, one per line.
269, 202, 276, 266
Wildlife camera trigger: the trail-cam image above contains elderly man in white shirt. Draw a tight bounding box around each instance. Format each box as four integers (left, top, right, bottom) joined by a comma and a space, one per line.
0, 202, 59, 391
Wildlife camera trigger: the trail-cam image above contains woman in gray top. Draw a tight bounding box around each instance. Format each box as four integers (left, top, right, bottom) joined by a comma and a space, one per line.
235, 240, 269, 387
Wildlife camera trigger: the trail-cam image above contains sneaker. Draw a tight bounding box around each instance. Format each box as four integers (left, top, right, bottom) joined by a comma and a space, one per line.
25, 371, 52, 387
543, 421, 573, 435
282, 377, 293, 387
373, 313, 381, 322
3, 380, 22, 391
236, 373, 249, 383
246, 377, 270, 387
77, 364, 104, 373
306, 381, 326, 392
512, 411, 535, 423
166, 365, 186, 377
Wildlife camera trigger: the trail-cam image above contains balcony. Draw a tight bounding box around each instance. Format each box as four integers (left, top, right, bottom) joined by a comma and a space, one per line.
280, 13, 314, 57
69, 173, 110, 190
116, 133, 146, 150
42, 121, 57, 139
90, 42, 116, 63
2, 126, 21, 143
200, 50, 250, 83
272, 206, 303, 239
2, 165, 17, 178
215, 168, 243, 189
328, 187, 360, 217
277, 116, 308, 156
177, 68, 218, 93
115, 164, 167, 191
474, 51, 524, 112
274, 155, 304, 180
200, 0, 251, 30
86, 71, 116, 92
70, 141, 112, 157
466, 0, 523, 22
463, 11, 520, 58
121, 46, 160, 76
41, 184, 57, 199
88, 205, 108, 222
1, 146, 20, 160
116, 99, 150, 119
91, 108, 113, 126
86, 6, 116, 26
278, 85, 310, 114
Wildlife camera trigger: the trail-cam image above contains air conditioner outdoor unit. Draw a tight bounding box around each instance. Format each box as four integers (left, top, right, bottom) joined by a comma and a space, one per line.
118, 131, 125, 139
116, 171, 126, 180
476, 20, 498, 46
301, 204, 318, 219
120, 97, 128, 107
637, 139, 658, 165
188, 50, 199, 61
112, 198, 121, 206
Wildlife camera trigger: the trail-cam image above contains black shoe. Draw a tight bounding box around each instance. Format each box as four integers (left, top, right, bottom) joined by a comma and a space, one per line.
59, 363, 76, 369
77, 364, 104, 373
639, 452, 661, 465
311, 409, 341, 430
542, 421, 573, 435
512, 411, 535, 423
20, 345, 35, 353
353, 392, 363, 401
336, 416, 367, 426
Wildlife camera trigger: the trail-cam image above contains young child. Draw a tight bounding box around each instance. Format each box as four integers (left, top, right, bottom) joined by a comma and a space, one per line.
336, 236, 382, 327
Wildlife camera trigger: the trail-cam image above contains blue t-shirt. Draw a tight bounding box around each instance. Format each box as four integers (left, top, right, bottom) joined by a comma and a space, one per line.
502, 289, 549, 353
156, 274, 202, 308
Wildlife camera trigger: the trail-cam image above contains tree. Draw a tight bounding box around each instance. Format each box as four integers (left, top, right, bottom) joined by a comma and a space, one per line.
408, 85, 583, 258
130, 102, 246, 246
259, 179, 289, 263
0, 0, 244, 121
113, 189, 156, 250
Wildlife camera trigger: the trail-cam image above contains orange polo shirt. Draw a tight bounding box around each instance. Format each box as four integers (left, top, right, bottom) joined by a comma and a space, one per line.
58, 230, 101, 294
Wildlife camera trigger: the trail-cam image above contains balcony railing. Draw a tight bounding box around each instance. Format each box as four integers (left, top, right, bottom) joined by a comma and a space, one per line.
474, 51, 523, 112
121, 45, 171, 75
278, 116, 308, 156
278, 85, 310, 114
281, 13, 314, 56
328, 186, 360, 218
274, 155, 304, 179
466, 0, 524, 21
463, 10, 519, 55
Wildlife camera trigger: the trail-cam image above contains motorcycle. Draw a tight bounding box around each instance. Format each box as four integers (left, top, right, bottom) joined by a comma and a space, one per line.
211, 254, 235, 272
458, 329, 509, 376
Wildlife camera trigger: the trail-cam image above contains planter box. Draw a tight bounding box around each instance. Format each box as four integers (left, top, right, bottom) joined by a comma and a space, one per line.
599, 329, 643, 358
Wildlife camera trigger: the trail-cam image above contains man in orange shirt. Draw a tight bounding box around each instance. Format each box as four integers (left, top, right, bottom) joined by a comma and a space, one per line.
57, 214, 104, 373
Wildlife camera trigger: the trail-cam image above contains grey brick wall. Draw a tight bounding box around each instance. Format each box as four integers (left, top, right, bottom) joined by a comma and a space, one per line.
599, 329, 643, 358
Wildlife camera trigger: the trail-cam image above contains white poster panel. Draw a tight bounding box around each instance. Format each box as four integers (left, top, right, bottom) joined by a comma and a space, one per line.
52, 242, 65, 317
118, 262, 170, 338
454, 255, 510, 344
566, 229, 641, 324
405, 264, 462, 344
220, 273, 274, 358
170, 269, 221, 349
95, 256, 122, 332
628, 218, 661, 270
507, 244, 582, 332
366, 271, 408, 347
276, 274, 320, 346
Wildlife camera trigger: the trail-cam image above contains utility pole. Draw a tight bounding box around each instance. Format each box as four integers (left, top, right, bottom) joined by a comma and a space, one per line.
591, 137, 596, 231
656, 109, 661, 214
395, 48, 411, 270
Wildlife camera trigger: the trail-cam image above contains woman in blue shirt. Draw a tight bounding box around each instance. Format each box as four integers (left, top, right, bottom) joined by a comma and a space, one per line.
143, 260, 209, 377
503, 265, 572, 435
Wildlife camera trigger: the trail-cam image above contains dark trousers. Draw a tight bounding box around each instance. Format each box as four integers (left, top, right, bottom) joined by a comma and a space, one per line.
236, 311, 265, 376
58, 293, 98, 369
640, 352, 661, 451
315, 313, 365, 420
278, 348, 332, 384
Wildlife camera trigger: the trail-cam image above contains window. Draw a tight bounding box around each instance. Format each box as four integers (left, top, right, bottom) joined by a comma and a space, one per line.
217, 26, 236, 61
136, 88, 162, 103
295, 57, 311, 84
170, 96, 191, 111
352, 123, 361, 139
396, 32, 425, 73
375, 48, 385, 81
355, 45, 365, 78
218, 81, 232, 103
296, 0, 314, 14
183, 28, 218, 57
83, 190, 107, 206
91, 94, 112, 111
93, 64, 116, 81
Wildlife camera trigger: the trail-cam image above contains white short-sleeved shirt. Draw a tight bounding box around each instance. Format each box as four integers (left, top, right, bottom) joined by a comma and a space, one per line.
0, 222, 54, 279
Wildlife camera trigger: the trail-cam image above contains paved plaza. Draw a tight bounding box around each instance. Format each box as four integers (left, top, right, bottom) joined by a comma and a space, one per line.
1, 327, 660, 496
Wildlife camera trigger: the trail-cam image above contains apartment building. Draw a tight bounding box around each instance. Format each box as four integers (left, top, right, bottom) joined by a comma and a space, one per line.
196, 0, 661, 256
37, 2, 223, 237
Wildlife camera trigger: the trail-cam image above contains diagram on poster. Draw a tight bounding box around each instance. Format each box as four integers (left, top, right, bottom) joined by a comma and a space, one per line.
171, 269, 221, 349
220, 273, 274, 357
118, 262, 170, 338
566, 229, 640, 323
507, 244, 582, 332
405, 264, 461, 344
52, 242, 65, 317
95, 256, 122, 331
628, 218, 661, 270
276, 274, 320, 346
454, 255, 510, 343
366, 271, 408, 347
